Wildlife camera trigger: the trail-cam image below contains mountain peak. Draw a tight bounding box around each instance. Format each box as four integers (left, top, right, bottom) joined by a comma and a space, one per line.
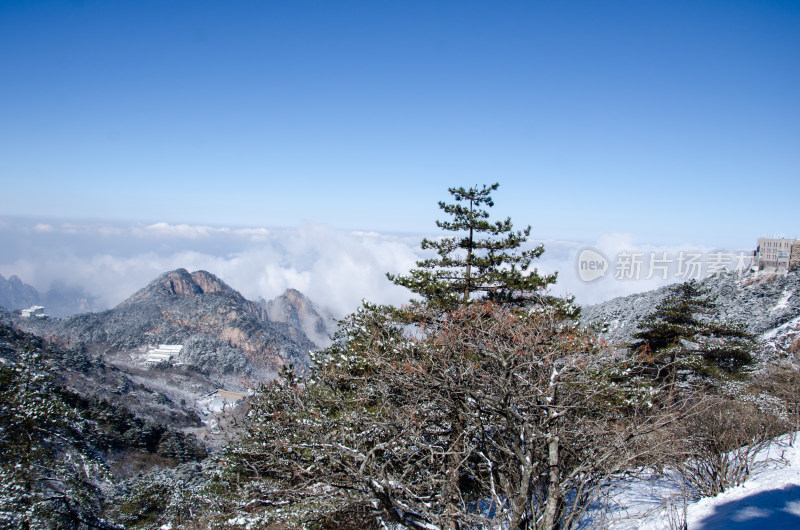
0, 273, 41, 311
264, 288, 336, 348
281, 288, 307, 303
188, 270, 233, 295
23, 268, 317, 374
123, 269, 237, 304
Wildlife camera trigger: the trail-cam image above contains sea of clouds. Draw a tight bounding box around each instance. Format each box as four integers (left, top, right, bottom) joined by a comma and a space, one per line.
0, 217, 754, 317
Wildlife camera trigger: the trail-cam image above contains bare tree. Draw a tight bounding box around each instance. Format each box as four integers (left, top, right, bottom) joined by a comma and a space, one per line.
671, 395, 787, 499
217, 302, 688, 529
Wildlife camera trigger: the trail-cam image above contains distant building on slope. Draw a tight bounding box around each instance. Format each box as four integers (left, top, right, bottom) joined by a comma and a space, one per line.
216, 389, 248, 402
755, 237, 800, 270
20, 306, 45, 318
145, 344, 183, 365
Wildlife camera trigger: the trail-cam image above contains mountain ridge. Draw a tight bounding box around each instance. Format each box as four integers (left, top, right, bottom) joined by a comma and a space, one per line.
13, 268, 322, 375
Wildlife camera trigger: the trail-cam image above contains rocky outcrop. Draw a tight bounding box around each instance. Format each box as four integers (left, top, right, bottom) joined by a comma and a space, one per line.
125, 269, 251, 303
263, 288, 336, 348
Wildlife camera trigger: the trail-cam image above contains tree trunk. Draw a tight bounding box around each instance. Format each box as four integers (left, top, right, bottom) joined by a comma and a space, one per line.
543, 373, 561, 530
507, 423, 534, 529
442, 407, 465, 529
542, 433, 561, 530
463, 197, 474, 303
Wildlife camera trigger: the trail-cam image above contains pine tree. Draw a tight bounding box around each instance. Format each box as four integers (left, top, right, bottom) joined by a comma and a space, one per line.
0, 346, 111, 529
387, 183, 565, 310
631, 280, 754, 384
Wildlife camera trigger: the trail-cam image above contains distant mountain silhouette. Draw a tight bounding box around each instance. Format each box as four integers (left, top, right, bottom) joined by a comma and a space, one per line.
0, 273, 99, 317
262, 288, 336, 348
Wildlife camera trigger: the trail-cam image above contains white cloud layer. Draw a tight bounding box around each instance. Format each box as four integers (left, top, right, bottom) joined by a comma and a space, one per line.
133, 222, 231, 239
0, 220, 420, 316
0, 218, 756, 316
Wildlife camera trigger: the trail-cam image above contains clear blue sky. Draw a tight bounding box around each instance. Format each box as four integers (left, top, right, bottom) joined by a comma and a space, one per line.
1, 0, 798, 248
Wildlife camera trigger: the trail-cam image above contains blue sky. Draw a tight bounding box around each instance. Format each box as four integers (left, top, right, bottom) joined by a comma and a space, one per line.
1, 0, 798, 249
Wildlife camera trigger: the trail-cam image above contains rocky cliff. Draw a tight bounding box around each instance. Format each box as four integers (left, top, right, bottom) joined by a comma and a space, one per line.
263, 288, 336, 348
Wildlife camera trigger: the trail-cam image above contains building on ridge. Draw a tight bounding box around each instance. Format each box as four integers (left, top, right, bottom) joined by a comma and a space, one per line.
755, 236, 800, 270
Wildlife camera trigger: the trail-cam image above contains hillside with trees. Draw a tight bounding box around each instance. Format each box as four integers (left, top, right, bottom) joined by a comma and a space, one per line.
2, 185, 799, 529
0, 322, 206, 529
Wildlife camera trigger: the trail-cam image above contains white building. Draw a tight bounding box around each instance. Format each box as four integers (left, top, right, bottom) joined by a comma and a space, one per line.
145, 344, 183, 365
755, 237, 799, 270
20, 306, 45, 318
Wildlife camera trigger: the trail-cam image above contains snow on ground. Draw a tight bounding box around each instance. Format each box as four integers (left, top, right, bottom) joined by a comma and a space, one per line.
603, 433, 800, 529
771, 289, 795, 313
761, 315, 800, 343
197, 391, 245, 414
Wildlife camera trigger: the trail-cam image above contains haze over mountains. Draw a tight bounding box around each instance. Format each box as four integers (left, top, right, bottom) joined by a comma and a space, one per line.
0, 218, 422, 317
0, 273, 100, 317
2, 216, 765, 320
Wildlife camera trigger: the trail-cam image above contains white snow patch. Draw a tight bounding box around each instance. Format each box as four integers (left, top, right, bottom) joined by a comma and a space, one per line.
760, 315, 800, 342
771, 289, 794, 312
604, 432, 800, 529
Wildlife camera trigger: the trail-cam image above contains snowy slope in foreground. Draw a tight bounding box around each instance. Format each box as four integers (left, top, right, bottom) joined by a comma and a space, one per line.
607, 433, 800, 529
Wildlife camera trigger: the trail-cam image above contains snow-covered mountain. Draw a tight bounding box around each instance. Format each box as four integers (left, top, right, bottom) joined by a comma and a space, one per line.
14, 268, 321, 375
582, 270, 800, 359
7, 268, 336, 455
